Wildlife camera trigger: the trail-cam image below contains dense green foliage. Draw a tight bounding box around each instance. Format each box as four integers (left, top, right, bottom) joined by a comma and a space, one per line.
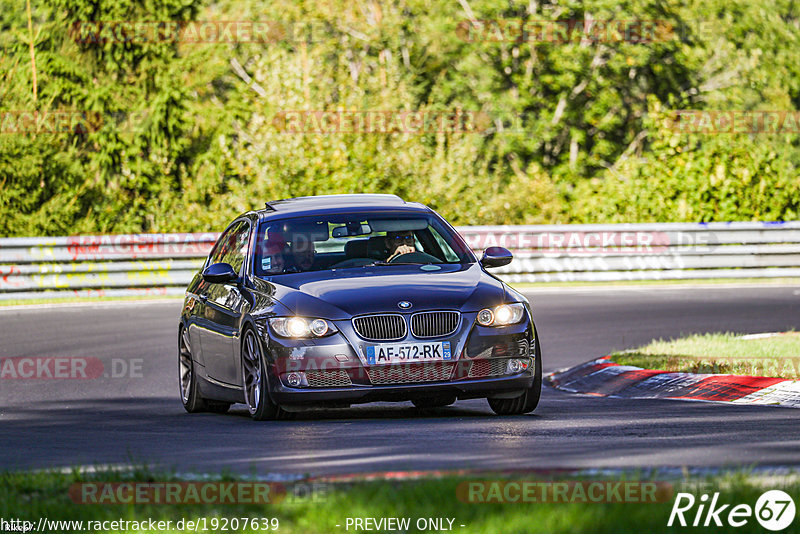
1, 0, 798, 235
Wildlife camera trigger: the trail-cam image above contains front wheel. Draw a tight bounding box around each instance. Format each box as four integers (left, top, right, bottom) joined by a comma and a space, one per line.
241, 328, 292, 421
488, 335, 542, 416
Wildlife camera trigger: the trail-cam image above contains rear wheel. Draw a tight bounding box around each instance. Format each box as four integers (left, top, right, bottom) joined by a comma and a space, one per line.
241, 328, 292, 421
488, 335, 542, 416
179, 327, 208, 413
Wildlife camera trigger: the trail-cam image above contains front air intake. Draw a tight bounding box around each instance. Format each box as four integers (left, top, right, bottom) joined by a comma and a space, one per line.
410, 311, 460, 338
352, 314, 407, 341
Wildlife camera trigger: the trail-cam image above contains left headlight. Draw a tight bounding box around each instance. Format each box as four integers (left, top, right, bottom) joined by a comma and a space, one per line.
476, 303, 526, 327
268, 317, 338, 338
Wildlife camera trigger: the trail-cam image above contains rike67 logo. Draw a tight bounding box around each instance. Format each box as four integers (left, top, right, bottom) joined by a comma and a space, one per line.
668, 490, 796, 531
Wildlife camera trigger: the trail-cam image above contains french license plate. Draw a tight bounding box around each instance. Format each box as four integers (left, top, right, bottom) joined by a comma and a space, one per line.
365, 341, 451, 365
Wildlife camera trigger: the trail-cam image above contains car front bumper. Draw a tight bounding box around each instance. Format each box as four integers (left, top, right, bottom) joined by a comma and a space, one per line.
256, 311, 537, 407
269, 372, 535, 406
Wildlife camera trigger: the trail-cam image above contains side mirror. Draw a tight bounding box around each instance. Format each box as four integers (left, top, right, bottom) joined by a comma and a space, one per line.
202, 262, 238, 284
480, 246, 513, 268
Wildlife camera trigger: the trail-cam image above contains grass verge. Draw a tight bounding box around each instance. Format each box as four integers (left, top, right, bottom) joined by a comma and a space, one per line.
612, 332, 800, 379
2, 467, 799, 534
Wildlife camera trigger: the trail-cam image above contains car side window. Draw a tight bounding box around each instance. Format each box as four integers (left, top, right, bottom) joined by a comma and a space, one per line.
208, 221, 250, 274
208, 222, 239, 266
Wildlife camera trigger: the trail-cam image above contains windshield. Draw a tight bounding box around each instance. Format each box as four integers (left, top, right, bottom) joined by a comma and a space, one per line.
253, 212, 474, 276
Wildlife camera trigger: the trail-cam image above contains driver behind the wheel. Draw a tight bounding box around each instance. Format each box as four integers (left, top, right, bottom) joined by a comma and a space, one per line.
258, 238, 287, 275
385, 231, 416, 262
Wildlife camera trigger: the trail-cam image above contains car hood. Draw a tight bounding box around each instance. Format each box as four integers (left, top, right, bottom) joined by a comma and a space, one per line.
258, 263, 506, 319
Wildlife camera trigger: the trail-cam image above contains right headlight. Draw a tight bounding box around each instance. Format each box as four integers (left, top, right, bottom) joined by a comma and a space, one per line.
268, 317, 338, 338
476, 303, 526, 327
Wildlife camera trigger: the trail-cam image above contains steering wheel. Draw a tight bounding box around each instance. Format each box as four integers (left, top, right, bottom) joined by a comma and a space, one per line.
388, 251, 441, 264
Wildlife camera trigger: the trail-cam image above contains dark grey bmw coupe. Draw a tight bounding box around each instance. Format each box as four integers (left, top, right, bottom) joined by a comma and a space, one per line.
178, 194, 541, 420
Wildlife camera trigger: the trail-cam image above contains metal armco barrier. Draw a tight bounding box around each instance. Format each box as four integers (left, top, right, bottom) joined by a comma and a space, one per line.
0, 233, 217, 301
1, 222, 799, 300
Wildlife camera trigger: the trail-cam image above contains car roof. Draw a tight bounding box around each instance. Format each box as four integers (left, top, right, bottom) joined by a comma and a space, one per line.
250, 194, 431, 220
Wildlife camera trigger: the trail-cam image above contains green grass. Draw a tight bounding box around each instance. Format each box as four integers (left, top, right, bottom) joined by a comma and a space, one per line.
3, 468, 800, 533
612, 332, 800, 379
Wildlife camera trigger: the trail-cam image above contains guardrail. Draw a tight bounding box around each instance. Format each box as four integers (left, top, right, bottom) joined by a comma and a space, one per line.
0, 233, 217, 301
1, 222, 799, 300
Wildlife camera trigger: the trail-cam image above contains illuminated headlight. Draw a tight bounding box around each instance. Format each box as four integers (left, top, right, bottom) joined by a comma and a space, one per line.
269, 317, 337, 338
476, 303, 526, 327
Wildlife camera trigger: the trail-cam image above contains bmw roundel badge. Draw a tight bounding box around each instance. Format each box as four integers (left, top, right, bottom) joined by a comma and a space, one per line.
398, 301, 412, 309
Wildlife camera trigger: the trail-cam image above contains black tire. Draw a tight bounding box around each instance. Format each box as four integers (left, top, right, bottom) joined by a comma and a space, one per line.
488, 334, 542, 416
179, 326, 209, 413
412, 396, 457, 409
241, 328, 293, 421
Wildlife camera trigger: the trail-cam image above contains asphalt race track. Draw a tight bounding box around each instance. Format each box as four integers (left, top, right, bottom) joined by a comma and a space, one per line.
1, 285, 799, 476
